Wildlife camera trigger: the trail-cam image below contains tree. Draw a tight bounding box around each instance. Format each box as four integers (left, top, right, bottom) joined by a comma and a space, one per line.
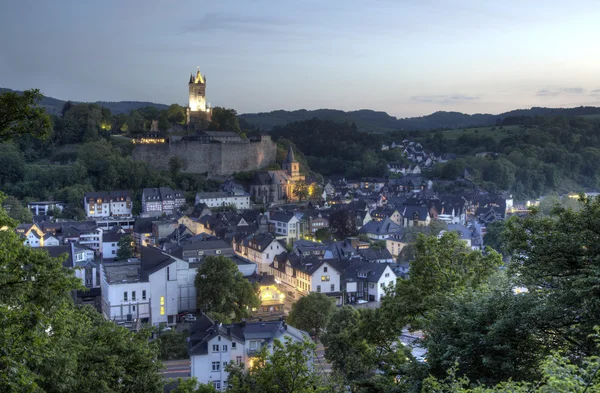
157, 330, 189, 360
169, 156, 185, 179
505, 196, 600, 356
483, 220, 507, 255
287, 292, 335, 340
2, 195, 32, 223
0, 88, 52, 141
167, 104, 186, 125
0, 143, 25, 185
322, 306, 372, 381
293, 180, 309, 202
0, 192, 164, 392
226, 337, 338, 393
117, 234, 134, 260
170, 378, 217, 393
369, 240, 386, 251
329, 209, 357, 239
194, 256, 260, 321
315, 227, 332, 242
209, 107, 241, 133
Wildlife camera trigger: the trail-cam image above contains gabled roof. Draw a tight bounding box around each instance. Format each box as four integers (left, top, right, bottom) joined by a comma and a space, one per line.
401, 205, 429, 221
243, 233, 282, 252
133, 217, 154, 233
341, 260, 393, 283
359, 248, 393, 261
251, 171, 273, 186
359, 217, 402, 236
284, 145, 296, 163
41, 245, 73, 268
268, 211, 297, 223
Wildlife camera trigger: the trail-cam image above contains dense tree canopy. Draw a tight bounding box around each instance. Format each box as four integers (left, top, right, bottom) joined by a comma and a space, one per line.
0, 193, 163, 392
287, 292, 335, 340
0, 89, 52, 142
194, 256, 260, 321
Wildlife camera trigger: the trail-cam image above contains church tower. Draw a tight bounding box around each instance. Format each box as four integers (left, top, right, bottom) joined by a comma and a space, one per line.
283, 145, 300, 180
187, 67, 210, 124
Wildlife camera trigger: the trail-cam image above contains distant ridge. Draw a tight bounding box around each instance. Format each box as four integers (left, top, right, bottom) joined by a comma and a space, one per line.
0, 88, 169, 116
240, 106, 600, 132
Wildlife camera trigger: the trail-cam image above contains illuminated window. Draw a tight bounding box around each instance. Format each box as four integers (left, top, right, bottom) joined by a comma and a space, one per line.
321, 275, 330, 282
160, 296, 165, 315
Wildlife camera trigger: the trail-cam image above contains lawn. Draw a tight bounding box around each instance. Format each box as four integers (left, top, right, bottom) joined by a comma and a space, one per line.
440, 124, 524, 141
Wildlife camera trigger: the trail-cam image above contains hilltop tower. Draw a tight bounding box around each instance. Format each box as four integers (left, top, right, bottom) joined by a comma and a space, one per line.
283, 145, 301, 180
187, 67, 211, 125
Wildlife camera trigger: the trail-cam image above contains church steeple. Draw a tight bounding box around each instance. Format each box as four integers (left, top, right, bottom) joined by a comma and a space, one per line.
189, 74, 194, 84
284, 145, 296, 164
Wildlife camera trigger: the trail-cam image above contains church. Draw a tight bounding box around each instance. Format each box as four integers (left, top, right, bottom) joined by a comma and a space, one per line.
186, 67, 212, 125
250, 146, 306, 204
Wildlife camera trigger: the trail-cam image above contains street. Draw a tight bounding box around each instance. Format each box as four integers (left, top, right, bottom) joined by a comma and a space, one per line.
162, 359, 190, 379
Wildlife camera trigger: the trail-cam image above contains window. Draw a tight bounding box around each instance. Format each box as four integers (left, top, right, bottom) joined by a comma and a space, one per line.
236, 356, 242, 365
323, 266, 328, 272
123, 292, 128, 301
132, 305, 136, 312
321, 275, 330, 282
232, 342, 236, 349
213, 344, 219, 352
216, 250, 221, 254
167, 267, 170, 281
267, 253, 270, 259
160, 296, 165, 315
212, 381, 221, 389
385, 273, 390, 278
212, 362, 220, 372
249, 341, 259, 350
132, 291, 136, 301
142, 290, 146, 300
380, 282, 384, 288
317, 285, 321, 293
331, 284, 335, 291
223, 361, 227, 368
222, 344, 228, 352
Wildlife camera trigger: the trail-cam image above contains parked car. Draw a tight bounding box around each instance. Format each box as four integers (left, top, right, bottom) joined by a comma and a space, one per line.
356, 299, 368, 304
183, 315, 197, 322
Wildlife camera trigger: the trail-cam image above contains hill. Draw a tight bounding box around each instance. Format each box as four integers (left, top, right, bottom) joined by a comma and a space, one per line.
0, 88, 169, 116
240, 106, 600, 132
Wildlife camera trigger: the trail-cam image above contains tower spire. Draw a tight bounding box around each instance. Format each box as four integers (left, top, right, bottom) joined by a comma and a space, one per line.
285, 145, 296, 163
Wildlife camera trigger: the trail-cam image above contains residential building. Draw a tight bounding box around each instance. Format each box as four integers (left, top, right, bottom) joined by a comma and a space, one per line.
250, 146, 306, 204
386, 234, 407, 257
342, 261, 397, 302
233, 233, 285, 274
100, 246, 196, 326
268, 211, 300, 243
401, 205, 431, 227
359, 248, 394, 263
83, 191, 132, 218
439, 224, 473, 248
293, 239, 328, 258
358, 217, 402, 240
163, 239, 234, 263
101, 229, 126, 260
142, 187, 185, 215
249, 273, 286, 318
189, 314, 311, 391
270, 255, 343, 305
195, 191, 251, 211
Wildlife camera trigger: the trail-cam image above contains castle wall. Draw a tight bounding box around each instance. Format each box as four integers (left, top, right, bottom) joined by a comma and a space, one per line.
132, 138, 277, 176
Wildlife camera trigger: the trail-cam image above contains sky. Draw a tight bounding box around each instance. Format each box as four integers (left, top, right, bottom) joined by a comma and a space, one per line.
1, 0, 600, 117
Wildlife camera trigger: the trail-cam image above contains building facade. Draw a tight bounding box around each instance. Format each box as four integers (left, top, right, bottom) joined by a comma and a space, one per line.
142, 187, 185, 215
83, 191, 132, 218
195, 191, 251, 211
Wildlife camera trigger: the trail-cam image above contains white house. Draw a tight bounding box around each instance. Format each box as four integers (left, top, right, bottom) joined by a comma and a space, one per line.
268, 211, 301, 244
101, 230, 126, 260
358, 217, 402, 240
27, 200, 65, 216
343, 261, 397, 302
83, 191, 132, 218
195, 191, 251, 211
189, 314, 311, 391
270, 255, 343, 304
234, 233, 286, 274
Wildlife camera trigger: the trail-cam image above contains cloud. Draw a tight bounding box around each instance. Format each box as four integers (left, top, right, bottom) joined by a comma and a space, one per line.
591, 89, 600, 97
536, 87, 586, 97
183, 13, 293, 36
410, 94, 481, 104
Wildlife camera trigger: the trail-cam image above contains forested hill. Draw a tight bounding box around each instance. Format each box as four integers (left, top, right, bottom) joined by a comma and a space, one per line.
240, 106, 600, 132
0, 88, 169, 116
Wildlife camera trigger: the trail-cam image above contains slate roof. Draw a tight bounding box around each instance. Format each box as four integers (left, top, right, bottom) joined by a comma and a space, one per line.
358, 217, 402, 236
359, 248, 394, 262
342, 260, 391, 283
142, 187, 184, 201
269, 211, 296, 223
133, 217, 154, 233
140, 246, 176, 282
41, 245, 73, 268
103, 231, 125, 243
401, 205, 429, 221
243, 233, 281, 252
252, 171, 273, 186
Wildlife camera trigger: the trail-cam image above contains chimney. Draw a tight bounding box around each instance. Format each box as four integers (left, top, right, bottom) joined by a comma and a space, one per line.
241, 318, 246, 328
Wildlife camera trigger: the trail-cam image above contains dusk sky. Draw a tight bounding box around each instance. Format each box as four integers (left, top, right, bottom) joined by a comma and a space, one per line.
1, 0, 599, 117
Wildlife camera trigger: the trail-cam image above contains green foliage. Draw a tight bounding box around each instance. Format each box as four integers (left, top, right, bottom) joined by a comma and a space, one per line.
0, 192, 163, 392
505, 196, 600, 356
314, 227, 333, 242
293, 180, 309, 201
2, 195, 33, 223
116, 234, 134, 260
169, 378, 217, 393
157, 330, 189, 360
210, 107, 241, 133
194, 256, 260, 321
0, 88, 52, 142
226, 337, 337, 393
369, 240, 387, 251
169, 156, 185, 178
0, 143, 26, 185
329, 209, 357, 239
271, 119, 388, 177
482, 220, 507, 255
287, 292, 335, 340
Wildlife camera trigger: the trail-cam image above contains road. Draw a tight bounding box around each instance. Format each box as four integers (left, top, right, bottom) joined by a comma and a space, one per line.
162, 359, 190, 379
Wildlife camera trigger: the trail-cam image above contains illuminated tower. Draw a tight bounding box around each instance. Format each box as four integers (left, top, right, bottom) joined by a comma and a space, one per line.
187, 66, 211, 124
